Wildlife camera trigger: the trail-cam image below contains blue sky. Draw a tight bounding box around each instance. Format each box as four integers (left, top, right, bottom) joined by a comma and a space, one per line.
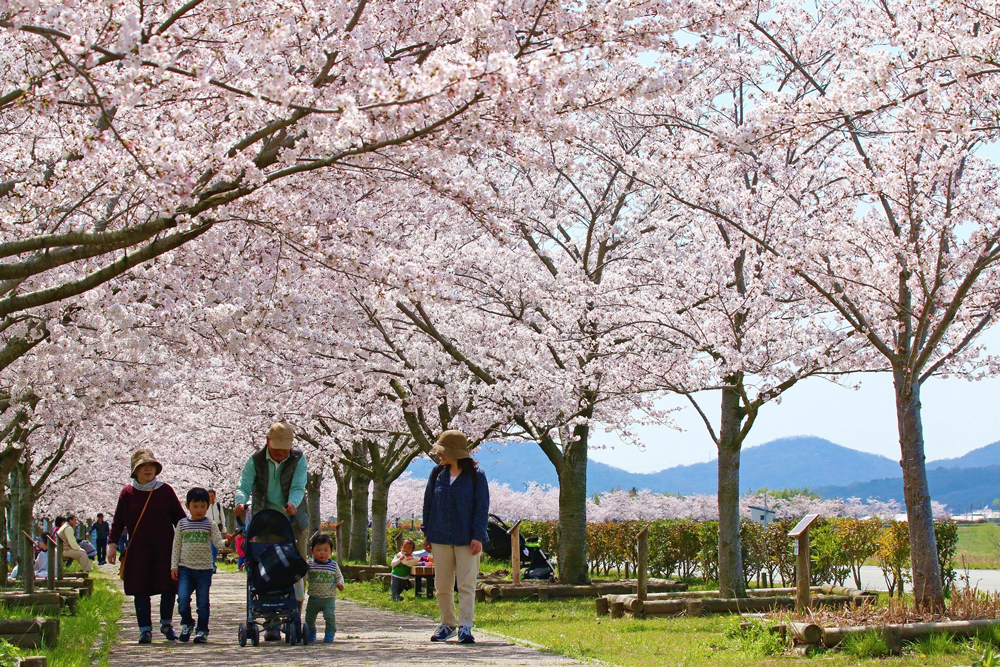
591, 328, 1000, 473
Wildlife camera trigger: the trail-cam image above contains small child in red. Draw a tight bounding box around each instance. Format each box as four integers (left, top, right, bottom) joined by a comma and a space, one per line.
235, 529, 246, 571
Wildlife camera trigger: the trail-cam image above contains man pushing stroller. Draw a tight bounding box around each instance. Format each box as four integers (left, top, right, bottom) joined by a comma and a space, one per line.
235, 422, 310, 641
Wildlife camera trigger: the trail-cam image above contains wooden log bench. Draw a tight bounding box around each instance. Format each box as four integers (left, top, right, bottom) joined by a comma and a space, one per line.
482, 580, 686, 602
340, 564, 391, 582
0, 592, 67, 616
597, 593, 860, 618
0, 618, 59, 649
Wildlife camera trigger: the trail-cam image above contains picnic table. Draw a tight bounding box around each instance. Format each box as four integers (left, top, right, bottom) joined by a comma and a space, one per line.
412, 565, 435, 598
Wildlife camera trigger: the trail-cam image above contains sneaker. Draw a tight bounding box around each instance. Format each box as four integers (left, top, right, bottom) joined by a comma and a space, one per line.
458, 626, 475, 644
160, 625, 177, 641
430, 625, 456, 642
137, 630, 152, 645
324, 632, 335, 643
264, 627, 282, 642
305, 624, 316, 643
193, 631, 208, 644
178, 626, 191, 643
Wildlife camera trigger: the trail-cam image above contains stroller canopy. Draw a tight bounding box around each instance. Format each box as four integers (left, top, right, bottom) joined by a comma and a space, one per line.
245, 508, 296, 544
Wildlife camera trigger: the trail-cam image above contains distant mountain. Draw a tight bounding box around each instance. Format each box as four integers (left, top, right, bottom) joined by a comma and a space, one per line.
403, 436, 903, 496
929, 440, 1000, 470
815, 464, 1000, 511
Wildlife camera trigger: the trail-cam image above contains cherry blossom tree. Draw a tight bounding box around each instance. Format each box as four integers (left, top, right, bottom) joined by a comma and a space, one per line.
645, 0, 1000, 608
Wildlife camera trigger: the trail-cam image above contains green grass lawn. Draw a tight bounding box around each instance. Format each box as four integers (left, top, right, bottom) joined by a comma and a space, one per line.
340, 579, 999, 666
956, 523, 1000, 570
0, 574, 123, 667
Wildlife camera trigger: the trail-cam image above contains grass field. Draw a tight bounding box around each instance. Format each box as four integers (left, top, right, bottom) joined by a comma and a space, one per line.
0, 575, 123, 667
340, 579, 1000, 666
956, 522, 1000, 570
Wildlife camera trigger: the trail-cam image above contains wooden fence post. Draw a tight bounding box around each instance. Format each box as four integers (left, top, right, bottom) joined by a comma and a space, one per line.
788, 514, 820, 613
636, 524, 650, 603
21, 532, 34, 594
55, 539, 64, 583
508, 520, 523, 584
333, 521, 343, 569
46, 534, 56, 591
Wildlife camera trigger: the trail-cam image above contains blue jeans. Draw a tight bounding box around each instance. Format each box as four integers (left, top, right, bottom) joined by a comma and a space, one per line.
177, 567, 213, 634
134, 593, 175, 633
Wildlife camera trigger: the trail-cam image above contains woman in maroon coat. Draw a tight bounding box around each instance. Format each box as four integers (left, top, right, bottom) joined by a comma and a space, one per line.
108, 449, 185, 644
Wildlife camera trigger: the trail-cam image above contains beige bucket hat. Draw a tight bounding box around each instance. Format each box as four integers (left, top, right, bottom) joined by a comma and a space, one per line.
267, 422, 294, 449
430, 430, 473, 460
130, 448, 162, 478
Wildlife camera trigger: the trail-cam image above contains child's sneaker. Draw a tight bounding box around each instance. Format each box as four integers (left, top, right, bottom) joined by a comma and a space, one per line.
324, 632, 335, 643
458, 625, 476, 644
431, 625, 456, 642
178, 625, 192, 643
305, 624, 316, 643
193, 630, 208, 644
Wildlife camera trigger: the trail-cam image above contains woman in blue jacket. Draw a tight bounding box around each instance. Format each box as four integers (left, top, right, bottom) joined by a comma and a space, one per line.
422, 430, 489, 644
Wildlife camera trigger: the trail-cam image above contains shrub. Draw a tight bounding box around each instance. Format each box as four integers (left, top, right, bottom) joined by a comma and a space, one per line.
876, 521, 911, 598
936, 519, 959, 595
698, 521, 719, 582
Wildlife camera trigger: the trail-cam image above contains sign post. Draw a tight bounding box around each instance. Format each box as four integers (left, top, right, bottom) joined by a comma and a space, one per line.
508, 520, 523, 584
788, 514, 820, 613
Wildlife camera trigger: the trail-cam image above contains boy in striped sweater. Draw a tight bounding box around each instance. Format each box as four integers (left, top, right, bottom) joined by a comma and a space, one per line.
305, 533, 344, 643
171, 487, 226, 643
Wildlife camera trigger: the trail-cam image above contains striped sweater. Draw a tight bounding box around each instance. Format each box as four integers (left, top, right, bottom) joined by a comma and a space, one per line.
170, 517, 225, 570
306, 559, 344, 599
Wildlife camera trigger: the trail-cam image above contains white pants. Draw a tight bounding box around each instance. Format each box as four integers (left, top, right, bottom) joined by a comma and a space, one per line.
64, 547, 92, 572
431, 543, 479, 628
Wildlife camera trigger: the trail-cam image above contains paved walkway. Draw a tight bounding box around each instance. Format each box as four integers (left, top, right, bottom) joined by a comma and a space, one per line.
106, 568, 582, 666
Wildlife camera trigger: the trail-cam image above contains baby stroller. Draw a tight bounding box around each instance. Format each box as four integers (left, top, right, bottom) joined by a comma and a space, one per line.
522, 537, 555, 580
238, 508, 311, 646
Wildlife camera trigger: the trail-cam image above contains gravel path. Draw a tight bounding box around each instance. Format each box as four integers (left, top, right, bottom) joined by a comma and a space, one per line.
105, 567, 582, 666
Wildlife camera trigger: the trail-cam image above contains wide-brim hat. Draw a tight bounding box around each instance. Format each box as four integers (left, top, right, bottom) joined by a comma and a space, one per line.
267, 422, 294, 449
430, 430, 473, 461
130, 448, 162, 478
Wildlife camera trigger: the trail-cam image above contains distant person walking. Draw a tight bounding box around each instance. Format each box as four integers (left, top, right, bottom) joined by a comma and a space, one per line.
422, 430, 490, 645
108, 449, 186, 644
206, 490, 227, 571
91, 513, 110, 565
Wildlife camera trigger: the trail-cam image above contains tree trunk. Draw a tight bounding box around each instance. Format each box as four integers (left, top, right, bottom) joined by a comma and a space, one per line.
334, 469, 353, 558
306, 470, 323, 538
369, 480, 390, 566
717, 381, 746, 597
349, 473, 370, 562
14, 465, 35, 591
556, 425, 590, 585
0, 468, 9, 582
894, 369, 943, 610
8, 460, 24, 570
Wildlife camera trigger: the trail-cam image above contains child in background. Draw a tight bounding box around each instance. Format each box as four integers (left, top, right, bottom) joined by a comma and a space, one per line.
390, 538, 419, 601
171, 487, 225, 643
305, 533, 344, 644
234, 528, 246, 571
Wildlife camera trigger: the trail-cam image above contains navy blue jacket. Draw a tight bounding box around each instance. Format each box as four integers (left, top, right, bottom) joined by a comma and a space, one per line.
422, 465, 490, 545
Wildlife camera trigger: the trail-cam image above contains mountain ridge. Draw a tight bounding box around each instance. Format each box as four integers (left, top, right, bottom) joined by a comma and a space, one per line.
402, 436, 1000, 509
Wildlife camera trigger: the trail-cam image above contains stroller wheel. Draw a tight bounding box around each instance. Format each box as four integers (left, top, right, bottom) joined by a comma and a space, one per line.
301, 622, 311, 645
285, 621, 298, 645
238, 623, 247, 648
249, 623, 260, 646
